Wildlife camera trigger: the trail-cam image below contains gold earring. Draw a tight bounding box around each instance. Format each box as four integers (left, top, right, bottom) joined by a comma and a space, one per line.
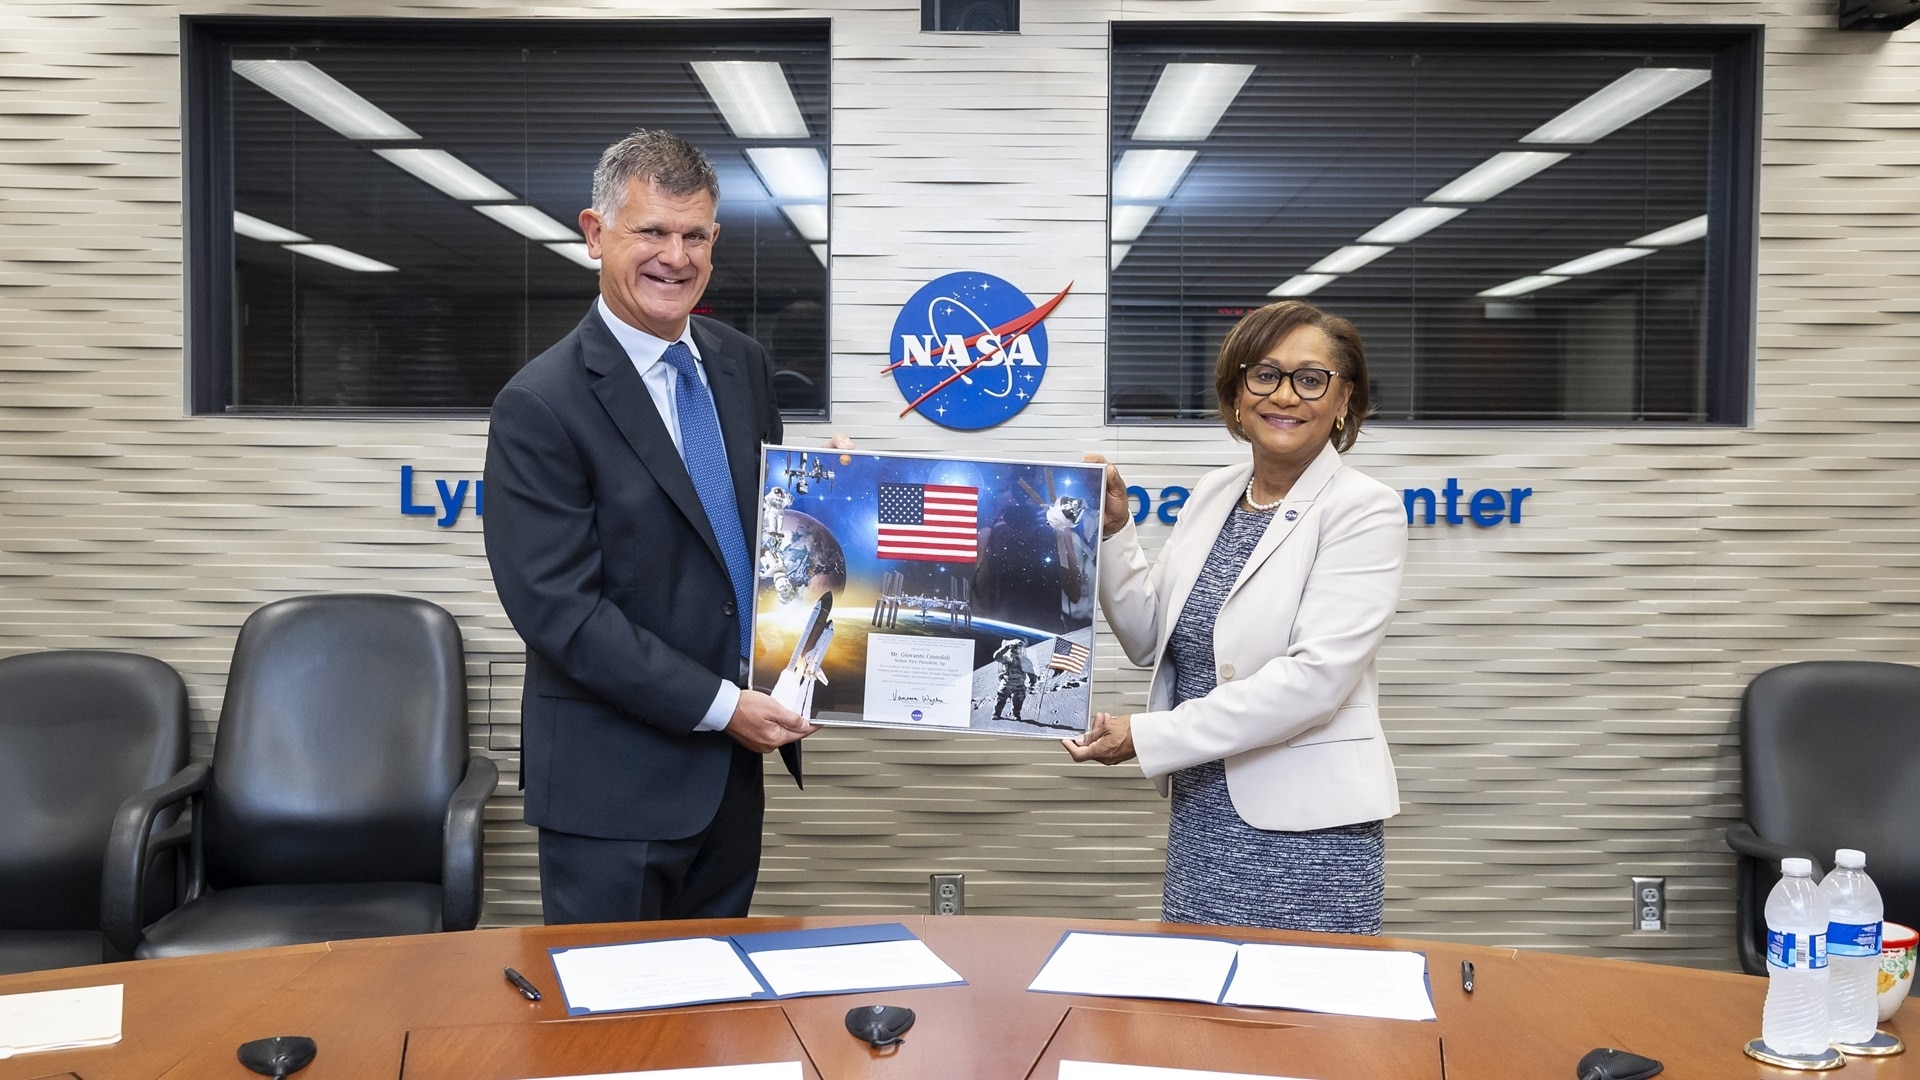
1334, 415, 1345, 433
1235, 407, 1242, 426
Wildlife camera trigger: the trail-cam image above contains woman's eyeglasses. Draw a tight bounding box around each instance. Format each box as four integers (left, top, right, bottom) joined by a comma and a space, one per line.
1241, 364, 1337, 401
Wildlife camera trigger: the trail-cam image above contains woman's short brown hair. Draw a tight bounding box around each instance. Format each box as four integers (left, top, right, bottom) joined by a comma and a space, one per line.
1214, 300, 1370, 453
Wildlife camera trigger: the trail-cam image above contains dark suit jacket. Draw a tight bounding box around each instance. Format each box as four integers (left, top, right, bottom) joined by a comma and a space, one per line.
483, 308, 783, 841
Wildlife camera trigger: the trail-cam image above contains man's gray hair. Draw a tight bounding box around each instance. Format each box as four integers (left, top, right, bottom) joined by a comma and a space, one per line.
590, 130, 721, 221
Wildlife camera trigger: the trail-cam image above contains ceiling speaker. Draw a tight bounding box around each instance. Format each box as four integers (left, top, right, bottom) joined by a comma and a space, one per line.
923, 0, 1019, 33
1839, 0, 1920, 30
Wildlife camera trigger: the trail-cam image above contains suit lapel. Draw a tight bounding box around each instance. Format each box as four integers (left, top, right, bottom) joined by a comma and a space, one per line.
1229, 441, 1344, 599
580, 313, 725, 569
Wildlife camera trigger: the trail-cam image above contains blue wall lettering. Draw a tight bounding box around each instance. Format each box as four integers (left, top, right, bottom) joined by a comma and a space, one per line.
1126, 485, 1192, 525
1119, 475, 1536, 529
1469, 488, 1504, 526
1404, 487, 1435, 524
435, 479, 470, 527
1403, 480, 1531, 526
400, 465, 435, 517
400, 466, 483, 527
1156, 486, 1187, 524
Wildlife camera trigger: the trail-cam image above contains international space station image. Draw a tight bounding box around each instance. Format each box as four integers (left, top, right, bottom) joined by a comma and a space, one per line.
871, 570, 971, 632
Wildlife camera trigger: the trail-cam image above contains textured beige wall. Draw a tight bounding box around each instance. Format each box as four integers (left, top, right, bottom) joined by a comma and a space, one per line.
2, 0, 1915, 971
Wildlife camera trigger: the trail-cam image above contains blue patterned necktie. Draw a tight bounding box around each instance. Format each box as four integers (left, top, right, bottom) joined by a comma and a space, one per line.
659, 341, 753, 661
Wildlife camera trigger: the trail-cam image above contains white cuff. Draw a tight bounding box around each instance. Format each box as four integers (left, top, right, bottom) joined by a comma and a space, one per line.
695, 679, 742, 733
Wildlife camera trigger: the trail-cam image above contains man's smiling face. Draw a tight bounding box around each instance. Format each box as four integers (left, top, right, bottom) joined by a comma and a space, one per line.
581, 177, 719, 340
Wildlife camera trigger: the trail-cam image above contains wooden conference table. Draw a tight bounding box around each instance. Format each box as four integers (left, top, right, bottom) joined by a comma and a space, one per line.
2, 915, 1918, 1080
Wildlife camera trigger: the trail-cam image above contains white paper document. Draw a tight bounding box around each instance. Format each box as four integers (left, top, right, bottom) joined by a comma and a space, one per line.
518, 1064, 801, 1080
550, 937, 766, 1014
860, 633, 973, 728
1058, 1064, 1309, 1080
0, 983, 122, 1058
1027, 933, 1241, 1003
1220, 943, 1435, 1021
747, 938, 966, 997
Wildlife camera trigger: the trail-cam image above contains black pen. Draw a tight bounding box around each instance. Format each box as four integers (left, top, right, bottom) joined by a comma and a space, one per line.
1460, 960, 1474, 994
505, 966, 543, 1002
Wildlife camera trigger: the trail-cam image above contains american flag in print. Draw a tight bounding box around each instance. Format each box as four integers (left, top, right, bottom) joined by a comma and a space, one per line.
1048, 637, 1090, 676
877, 483, 979, 563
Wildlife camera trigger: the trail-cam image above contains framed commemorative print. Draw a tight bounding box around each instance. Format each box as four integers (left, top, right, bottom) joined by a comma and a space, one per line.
750, 446, 1102, 739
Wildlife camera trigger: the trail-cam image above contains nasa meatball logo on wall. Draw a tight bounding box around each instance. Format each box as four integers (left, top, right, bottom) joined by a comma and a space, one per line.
886, 272, 1071, 430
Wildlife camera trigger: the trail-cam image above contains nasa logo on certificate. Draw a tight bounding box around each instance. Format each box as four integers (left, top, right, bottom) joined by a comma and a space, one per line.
751, 446, 1100, 739
885, 271, 1072, 430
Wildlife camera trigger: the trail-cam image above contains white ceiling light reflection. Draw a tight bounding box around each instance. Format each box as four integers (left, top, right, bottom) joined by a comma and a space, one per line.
1630, 215, 1708, 247
1478, 275, 1568, 299
1111, 205, 1158, 243
746, 147, 828, 201
780, 203, 829, 242
1426, 152, 1569, 204
1112, 149, 1196, 202
233, 211, 308, 244
1308, 245, 1392, 274
1544, 247, 1655, 276
230, 60, 420, 142
1522, 68, 1712, 146
374, 148, 516, 201
1359, 206, 1466, 245
544, 243, 600, 270
476, 204, 580, 242
285, 243, 396, 273
811, 243, 829, 268
691, 61, 809, 139
1132, 63, 1255, 141
1110, 243, 1133, 268
1268, 273, 1336, 298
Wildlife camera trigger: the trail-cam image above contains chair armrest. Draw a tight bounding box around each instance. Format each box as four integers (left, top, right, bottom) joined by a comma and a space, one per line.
102, 762, 210, 959
147, 817, 192, 859
1727, 822, 1824, 976
441, 755, 499, 932
1725, 822, 1822, 868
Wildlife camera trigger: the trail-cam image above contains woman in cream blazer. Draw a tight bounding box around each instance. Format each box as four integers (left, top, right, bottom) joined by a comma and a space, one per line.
1067, 301, 1407, 933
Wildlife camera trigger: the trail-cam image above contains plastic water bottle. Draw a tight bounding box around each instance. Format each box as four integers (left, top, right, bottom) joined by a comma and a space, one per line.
1762, 857, 1830, 1056
1821, 848, 1884, 1044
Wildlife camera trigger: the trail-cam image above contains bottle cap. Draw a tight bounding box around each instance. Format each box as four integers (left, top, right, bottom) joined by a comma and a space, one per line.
1836, 848, 1866, 869
1783, 857, 1814, 876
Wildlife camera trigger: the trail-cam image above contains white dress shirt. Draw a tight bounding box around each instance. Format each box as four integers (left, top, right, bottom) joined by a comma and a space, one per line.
595, 297, 739, 734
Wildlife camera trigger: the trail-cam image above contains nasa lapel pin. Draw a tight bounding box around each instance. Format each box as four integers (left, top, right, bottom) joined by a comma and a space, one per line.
1284, 509, 1298, 521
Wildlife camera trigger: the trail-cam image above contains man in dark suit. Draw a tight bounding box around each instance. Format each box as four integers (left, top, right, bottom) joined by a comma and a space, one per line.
483, 130, 814, 923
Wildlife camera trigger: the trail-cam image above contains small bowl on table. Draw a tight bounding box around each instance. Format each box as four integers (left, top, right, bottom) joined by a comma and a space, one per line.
1876, 920, 1919, 1022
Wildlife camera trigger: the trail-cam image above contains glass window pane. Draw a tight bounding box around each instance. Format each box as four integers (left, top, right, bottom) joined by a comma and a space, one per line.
201, 24, 830, 417
1109, 27, 1754, 425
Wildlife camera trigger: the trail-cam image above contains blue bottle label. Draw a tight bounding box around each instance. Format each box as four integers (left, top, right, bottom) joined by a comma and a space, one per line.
1768, 930, 1830, 970
1829, 920, 1882, 957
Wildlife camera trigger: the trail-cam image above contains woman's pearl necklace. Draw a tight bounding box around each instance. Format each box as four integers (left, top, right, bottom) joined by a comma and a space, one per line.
1244, 476, 1284, 512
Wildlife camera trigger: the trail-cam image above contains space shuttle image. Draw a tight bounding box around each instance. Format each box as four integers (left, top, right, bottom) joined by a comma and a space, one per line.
771, 592, 835, 720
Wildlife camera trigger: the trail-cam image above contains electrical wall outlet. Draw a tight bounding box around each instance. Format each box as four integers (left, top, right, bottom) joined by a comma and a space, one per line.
929, 873, 965, 915
1632, 876, 1666, 932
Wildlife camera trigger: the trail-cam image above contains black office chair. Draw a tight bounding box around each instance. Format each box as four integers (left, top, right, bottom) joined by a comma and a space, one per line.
0, 650, 188, 974
1726, 660, 1920, 974
103, 594, 498, 960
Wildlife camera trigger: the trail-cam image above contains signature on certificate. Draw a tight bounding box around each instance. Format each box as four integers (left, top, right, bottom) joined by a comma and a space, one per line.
891, 690, 948, 705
